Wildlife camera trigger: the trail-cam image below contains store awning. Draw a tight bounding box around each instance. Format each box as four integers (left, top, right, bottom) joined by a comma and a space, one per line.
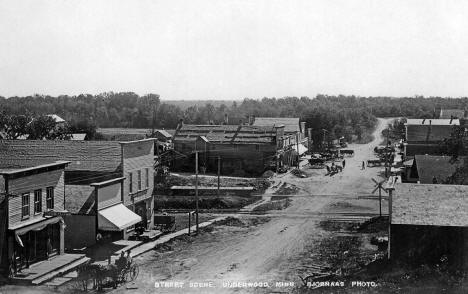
293, 143, 308, 155
98, 204, 142, 231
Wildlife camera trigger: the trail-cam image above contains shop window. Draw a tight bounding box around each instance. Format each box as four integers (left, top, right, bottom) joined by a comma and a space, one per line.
145, 168, 149, 188
129, 172, 133, 193
22, 193, 30, 218
137, 170, 142, 190
34, 189, 42, 214
46, 187, 54, 210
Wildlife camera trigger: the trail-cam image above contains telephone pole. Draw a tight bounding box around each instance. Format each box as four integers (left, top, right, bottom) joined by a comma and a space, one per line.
217, 156, 221, 199
195, 151, 199, 233
296, 133, 300, 169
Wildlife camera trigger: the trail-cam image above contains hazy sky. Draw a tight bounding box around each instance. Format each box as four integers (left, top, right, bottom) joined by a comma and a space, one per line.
1, 0, 468, 99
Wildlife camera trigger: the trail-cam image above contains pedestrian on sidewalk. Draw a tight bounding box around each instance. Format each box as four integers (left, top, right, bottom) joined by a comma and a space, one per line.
362, 161, 365, 170
342, 159, 346, 169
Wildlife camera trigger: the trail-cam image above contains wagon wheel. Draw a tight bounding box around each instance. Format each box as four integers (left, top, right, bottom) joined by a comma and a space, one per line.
125, 264, 139, 282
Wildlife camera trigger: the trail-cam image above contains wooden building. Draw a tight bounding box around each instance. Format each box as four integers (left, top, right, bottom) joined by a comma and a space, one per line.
172, 123, 297, 175
0, 161, 69, 274
389, 183, 468, 269
439, 109, 465, 119
0, 139, 155, 245
404, 119, 459, 157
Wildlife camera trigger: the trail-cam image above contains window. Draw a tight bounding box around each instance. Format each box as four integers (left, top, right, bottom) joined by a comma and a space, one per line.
137, 170, 142, 191
255, 144, 260, 151
22, 193, 30, 218
129, 172, 133, 193
34, 189, 42, 214
145, 168, 149, 188
46, 187, 54, 210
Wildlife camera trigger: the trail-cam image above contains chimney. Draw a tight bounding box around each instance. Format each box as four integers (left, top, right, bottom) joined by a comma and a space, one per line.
224, 113, 229, 125
300, 122, 306, 135
176, 118, 184, 130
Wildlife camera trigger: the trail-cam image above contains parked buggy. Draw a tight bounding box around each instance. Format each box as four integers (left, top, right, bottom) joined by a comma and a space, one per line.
154, 214, 177, 233
73, 257, 139, 291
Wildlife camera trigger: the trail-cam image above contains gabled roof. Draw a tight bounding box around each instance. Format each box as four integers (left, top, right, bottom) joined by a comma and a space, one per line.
0, 140, 122, 172
253, 117, 300, 133
65, 185, 96, 215
413, 155, 464, 184
47, 114, 66, 123
155, 129, 172, 138
393, 183, 468, 227
173, 124, 277, 144
440, 109, 465, 119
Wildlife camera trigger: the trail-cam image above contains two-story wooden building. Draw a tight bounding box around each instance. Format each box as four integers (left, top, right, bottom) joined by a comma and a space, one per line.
404, 119, 459, 157
0, 161, 70, 274
172, 123, 297, 175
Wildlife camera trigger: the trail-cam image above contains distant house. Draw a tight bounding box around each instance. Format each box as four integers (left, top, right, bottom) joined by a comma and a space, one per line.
0, 139, 155, 248
172, 123, 297, 175
439, 109, 465, 119
389, 183, 468, 269
405, 155, 465, 183
0, 161, 90, 276
70, 133, 87, 141
404, 119, 459, 157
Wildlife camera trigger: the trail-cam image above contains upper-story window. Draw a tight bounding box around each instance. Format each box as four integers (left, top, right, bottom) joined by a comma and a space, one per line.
34, 189, 42, 214
46, 187, 54, 210
145, 168, 149, 188
22, 193, 30, 218
137, 170, 142, 191
129, 172, 133, 193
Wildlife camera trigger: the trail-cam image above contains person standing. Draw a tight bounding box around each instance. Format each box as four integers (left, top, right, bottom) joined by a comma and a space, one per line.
362, 161, 365, 170
342, 160, 346, 169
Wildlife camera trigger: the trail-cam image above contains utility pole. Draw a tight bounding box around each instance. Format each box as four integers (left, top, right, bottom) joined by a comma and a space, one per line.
195, 151, 199, 233
296, 133, 300, 169
217, 156, 221, 199
385, 128, 390, 178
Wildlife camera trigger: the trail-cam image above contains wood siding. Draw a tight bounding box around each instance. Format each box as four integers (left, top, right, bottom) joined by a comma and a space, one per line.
97, 182, 121, 210
8, 169, 65, 228
122, 140, 155, 207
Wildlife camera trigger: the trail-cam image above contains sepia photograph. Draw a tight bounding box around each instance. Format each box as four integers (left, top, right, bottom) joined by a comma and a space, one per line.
0, 0, 467, 293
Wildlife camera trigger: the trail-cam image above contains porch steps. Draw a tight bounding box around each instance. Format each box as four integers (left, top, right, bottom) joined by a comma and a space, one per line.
32, 255, 90, 285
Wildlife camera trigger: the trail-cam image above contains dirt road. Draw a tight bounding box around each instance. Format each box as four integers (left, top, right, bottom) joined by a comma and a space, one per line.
113, 118, 392, 294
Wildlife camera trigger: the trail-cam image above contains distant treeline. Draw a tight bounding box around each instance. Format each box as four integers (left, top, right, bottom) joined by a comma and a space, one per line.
1, 93, 467, 142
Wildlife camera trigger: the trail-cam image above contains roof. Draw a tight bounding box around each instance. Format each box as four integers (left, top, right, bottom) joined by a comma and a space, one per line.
440, 109, 465, 119
47, 114, 66, 123
155, 129, 172, 138
405, 119, 459, 126
173, 124, 277, 144
413, 155, 464, 184
392, 183, 468, 227
65, 185, 96, 214
253, 117, 300, 133
0, 161, 70, 175
70, 133, 87, 140
0, 140, 122, 172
